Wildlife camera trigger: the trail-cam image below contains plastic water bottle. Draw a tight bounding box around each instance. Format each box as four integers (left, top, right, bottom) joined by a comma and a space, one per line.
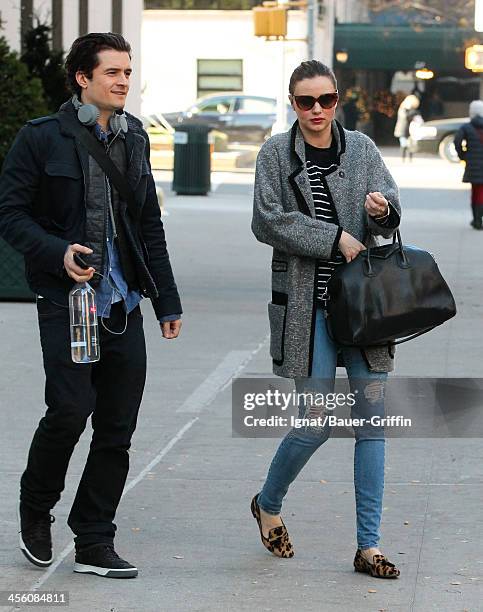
69, 282, 100, 363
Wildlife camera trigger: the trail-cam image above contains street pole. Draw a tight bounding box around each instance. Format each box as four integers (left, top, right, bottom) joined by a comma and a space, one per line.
307, 0, 317, 59
272, 37, 287, 135
475, 0, 483, 98
476, 0, 483, 32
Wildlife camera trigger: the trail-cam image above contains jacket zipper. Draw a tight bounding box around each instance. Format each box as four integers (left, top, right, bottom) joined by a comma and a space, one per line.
105, 137, 119, 240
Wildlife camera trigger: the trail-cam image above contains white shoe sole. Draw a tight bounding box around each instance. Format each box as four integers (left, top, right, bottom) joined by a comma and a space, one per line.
73, 562, 138, 579
17, 502, 53, 567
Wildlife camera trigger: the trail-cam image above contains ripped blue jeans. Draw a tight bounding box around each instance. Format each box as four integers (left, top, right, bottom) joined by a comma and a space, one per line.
257, 307, 387, 550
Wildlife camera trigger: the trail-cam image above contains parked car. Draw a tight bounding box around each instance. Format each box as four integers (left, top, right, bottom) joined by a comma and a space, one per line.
162, 93, 296, 144
142, 112, 174, 134
409, 116, 467, 163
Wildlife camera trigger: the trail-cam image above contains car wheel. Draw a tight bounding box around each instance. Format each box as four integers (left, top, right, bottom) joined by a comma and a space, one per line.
438, 134, 459, 163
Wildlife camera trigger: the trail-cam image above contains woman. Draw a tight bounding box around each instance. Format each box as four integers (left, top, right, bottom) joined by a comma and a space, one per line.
454, 100, 483, 230
251, 60, 401, 579
394, 93, 421, 162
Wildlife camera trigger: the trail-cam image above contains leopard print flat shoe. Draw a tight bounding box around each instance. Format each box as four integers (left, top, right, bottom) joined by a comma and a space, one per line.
353, 549, 400, 578
250, 494, 294, 558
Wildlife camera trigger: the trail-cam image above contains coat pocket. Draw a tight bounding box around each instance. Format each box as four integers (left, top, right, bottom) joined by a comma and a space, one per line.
268, 292, 288, 365
271, 259, 288, 294
43, 161, 83, 229
44, 161, 82, 179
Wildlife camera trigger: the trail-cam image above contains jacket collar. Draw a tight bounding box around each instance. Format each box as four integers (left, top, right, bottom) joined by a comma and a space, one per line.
57, 99, 147, 190
290, 118, 346, 166
287, 118, 346, 219
57, 99, 82, 137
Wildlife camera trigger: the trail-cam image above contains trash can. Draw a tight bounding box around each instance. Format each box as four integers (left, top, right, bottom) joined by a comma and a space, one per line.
172, 124, 212, 195
0, 238, 34, 301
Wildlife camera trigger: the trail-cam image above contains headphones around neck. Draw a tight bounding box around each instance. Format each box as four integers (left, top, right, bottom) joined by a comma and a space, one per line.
72, 94, 128, 134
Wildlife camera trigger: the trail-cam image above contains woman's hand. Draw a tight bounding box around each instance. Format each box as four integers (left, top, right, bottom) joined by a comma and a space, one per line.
338, 231, 366, 263
365, 192, 389, 218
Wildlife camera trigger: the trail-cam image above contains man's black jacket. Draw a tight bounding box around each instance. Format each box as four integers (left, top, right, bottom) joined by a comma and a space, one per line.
0, 101, 182, 319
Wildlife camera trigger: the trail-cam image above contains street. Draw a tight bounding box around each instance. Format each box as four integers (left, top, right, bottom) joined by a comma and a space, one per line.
1, 148, 482, 612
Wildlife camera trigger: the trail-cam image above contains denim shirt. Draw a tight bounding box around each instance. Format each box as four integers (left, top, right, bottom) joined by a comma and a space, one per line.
93, 124, 180, 324
94, 213, 142, 319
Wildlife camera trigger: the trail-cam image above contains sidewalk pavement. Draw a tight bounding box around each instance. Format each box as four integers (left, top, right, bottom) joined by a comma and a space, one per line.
0, 150, 482, 611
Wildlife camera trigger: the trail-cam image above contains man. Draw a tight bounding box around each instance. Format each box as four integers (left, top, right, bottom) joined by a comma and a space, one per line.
0, 33, 182, 579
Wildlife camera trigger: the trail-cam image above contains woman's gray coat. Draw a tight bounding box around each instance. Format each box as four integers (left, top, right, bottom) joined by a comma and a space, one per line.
251, 119, 401, 378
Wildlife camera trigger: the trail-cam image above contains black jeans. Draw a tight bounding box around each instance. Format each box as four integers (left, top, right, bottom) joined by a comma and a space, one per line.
20, 299, 147, 549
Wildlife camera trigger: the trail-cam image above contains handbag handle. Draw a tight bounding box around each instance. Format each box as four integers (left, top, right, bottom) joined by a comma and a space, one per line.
325, 316, 436, 348
390, 326, 436, 345
364, 228, 409, 276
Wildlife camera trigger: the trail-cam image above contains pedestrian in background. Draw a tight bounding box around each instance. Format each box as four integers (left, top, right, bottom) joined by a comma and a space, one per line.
454, 100, 483, 230
394, 94, 420, 162
425, 91, 444, 120
251, 60, 401, 579
342, 90, 360, 131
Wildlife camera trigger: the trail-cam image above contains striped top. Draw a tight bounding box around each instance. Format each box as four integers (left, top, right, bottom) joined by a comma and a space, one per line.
304, 140, 345, 307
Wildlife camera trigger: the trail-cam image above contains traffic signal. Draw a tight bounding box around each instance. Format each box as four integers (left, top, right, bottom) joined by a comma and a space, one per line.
253, 6, 287, 37
465, 45, 483, 72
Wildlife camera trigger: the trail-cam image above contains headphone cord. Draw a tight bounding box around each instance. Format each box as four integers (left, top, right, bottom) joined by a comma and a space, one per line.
91, 269, 128, 336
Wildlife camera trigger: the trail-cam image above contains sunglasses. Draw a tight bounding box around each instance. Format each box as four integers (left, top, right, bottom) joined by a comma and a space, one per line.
292, 92, 339, 111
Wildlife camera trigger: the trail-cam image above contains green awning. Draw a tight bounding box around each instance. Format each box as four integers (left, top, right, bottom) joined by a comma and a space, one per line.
334, 24, 483, 72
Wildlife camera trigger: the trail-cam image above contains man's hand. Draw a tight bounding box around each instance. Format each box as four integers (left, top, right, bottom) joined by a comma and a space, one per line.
365, 191, 389, 218
64, 244, 95, 283
161, 319, 182, 339
338, 230, 366, 263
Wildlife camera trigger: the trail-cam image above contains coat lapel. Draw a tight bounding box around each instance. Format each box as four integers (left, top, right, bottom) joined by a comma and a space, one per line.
125, 130, 148, 191
288, 119, 346, 219
57, 108, 90, 196
288, 122, 315, 218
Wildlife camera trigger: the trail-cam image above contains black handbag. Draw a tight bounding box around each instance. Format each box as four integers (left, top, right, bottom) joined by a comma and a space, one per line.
326, 229, 457, 347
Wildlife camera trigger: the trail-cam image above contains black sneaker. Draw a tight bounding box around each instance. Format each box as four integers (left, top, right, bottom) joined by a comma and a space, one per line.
74, 543, 138, 579
17, 501, 55, 567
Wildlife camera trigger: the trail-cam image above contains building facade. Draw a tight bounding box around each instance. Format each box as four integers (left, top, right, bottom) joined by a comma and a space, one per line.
0, 0, 143, 116
332, 0, 483, 142
141, 2, 335, 116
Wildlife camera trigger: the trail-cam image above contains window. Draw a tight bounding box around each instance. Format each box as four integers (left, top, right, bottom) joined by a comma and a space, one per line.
434, 76, 479, 103
235, 97, 275, 114
197, 59, 243, 97
194, 97, 234, 113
